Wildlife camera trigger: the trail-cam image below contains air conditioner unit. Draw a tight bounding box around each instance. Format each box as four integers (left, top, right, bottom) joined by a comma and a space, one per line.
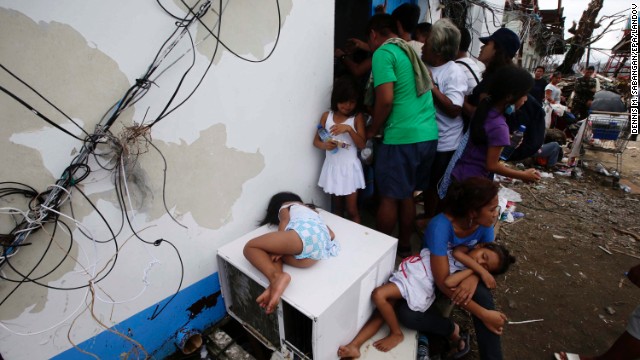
217, 210, 397, 359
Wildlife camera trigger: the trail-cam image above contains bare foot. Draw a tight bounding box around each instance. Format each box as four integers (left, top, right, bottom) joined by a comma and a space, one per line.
337, 344, 361, 359
265, 272, 291, 314
256, 287, 271, 309
373, 333, 404, 352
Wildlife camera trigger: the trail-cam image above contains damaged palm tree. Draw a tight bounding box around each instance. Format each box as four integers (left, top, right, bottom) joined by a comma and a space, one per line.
556, 0, 627, 74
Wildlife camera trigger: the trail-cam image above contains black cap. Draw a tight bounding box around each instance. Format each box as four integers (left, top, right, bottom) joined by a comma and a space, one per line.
479, 27, 520, 58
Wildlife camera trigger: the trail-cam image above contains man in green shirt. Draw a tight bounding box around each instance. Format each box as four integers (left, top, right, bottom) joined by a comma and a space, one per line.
365, 14, 438, 257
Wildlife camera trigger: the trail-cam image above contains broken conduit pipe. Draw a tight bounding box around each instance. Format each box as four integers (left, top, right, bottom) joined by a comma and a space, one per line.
175, 327, 203, 355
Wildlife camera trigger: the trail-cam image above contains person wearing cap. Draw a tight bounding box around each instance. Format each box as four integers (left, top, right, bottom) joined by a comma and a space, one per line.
463, 27, 521, 119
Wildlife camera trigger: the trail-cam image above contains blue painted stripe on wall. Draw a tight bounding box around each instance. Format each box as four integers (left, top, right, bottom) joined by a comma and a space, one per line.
52, 272, 226, 359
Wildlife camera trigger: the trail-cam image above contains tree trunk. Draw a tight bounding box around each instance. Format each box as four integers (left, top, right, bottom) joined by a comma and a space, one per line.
556, 0, 604, 74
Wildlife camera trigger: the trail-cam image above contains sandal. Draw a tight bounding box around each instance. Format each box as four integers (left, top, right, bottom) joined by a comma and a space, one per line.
452, 331, 470, 359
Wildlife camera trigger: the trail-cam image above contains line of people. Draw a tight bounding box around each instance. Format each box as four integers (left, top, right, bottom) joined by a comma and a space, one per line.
243, 4, 630, 360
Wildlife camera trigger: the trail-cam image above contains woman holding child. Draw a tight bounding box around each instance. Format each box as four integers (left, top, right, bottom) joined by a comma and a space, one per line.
338, 177, 513, 359
395, 177, 508, 360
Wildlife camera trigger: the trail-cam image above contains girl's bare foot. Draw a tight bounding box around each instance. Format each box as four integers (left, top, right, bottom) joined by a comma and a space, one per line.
265, 272, 291, 314
337, 343, 361, 359
256, 287, 271, 309
373, 332, 404, 352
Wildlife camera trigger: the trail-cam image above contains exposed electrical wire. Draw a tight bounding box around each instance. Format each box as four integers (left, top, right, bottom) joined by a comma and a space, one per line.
1, 0, 284, 339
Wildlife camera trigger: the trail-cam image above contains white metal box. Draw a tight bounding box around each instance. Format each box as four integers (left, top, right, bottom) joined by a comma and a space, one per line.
217, 210, 397, 359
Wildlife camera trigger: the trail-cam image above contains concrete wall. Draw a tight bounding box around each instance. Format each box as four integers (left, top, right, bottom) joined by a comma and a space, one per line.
0, 1, 333, 358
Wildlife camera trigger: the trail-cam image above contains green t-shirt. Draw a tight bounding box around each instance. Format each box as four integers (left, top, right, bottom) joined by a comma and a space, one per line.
371, 43, 438, 145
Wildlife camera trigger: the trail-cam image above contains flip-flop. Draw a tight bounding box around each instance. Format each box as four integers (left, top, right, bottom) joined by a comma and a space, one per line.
554, 352, 580, 360
452, 331, 471, 359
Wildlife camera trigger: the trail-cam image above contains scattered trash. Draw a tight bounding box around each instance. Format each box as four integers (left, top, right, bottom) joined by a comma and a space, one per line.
512, 212, 525, 219
598, 314, 610, 323
592, 232, 604, 237
598, 246, 613, 255
620, 184, 631, 192
499, 186, 523, 202
516, 163, 525, 170
595, 163, 611, 176
553, 235, 566, 239
554, 170, 571, 177
571, 168, 583, 179
539, 171, 554, 178
605, 306, 616, 315
587, 199, 594, 204
507, 319, 543, 325
534, 185, 547, 189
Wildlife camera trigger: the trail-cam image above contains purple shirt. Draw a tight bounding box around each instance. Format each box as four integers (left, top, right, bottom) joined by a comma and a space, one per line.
452, 109, 510, 180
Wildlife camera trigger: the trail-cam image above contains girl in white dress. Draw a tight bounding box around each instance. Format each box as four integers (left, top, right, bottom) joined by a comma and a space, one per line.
313, 77, 366, 223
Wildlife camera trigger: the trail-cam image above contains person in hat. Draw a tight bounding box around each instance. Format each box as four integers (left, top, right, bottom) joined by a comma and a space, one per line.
463, 27, 521, 119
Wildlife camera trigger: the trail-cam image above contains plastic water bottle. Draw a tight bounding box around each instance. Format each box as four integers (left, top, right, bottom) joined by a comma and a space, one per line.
360, 139, 374, 164
500, 125, 526, 161
317, 124, 338, 153
417, 334, 430, 360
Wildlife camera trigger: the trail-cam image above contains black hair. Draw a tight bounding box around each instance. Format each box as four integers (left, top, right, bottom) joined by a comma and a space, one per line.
330, 76, 360, 114
367, 14, 397, 37
470, 65, 533, 146
483, 43, 513, 76
443, 177, 499, 218
414, 22, 432, 40
482, 243, 516, 275
586, 65, 595, 71
258, 192, 303, 226
458, 27, 471, 52
392, 3, 420, 34
534, 65, 545, 72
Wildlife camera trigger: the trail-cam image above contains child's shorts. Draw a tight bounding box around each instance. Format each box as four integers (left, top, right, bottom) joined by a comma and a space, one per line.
389, 251, 436, 312
285, 218, 338, 260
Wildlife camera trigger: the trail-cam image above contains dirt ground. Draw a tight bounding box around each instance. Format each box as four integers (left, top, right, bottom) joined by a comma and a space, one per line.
454, 140, 640, 359
197, 141, 640, 360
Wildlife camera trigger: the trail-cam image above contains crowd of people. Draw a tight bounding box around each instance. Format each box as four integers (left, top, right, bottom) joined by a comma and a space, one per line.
243, 3, 634, 360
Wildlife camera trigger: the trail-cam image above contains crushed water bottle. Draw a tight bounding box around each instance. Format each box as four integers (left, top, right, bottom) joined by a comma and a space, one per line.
317, 124, 338, 154
417, 334, 430, 360
360, 139, 374, 164
500, 125, 526, 161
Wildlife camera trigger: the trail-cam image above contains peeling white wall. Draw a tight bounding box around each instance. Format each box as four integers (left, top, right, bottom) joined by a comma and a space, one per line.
0, 1, 332, 358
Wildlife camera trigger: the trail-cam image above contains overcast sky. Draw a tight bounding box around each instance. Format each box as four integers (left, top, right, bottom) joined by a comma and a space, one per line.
488, 0, 640, 66
536, 0, 632, 63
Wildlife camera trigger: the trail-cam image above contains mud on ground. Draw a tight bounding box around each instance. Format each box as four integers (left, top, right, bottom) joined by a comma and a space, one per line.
454, 141, 640, 359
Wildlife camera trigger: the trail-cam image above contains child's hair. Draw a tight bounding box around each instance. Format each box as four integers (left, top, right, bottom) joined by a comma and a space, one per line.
330, 76, 360, 115
258, 192, 303, 226
443, 176, 499, 218
367, 14, 397, 37
458, 27, 471, 52
391, 3, 420, 34
482, 243, 516, 275
414, 22, 432, 41
470, 65, 533, 146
